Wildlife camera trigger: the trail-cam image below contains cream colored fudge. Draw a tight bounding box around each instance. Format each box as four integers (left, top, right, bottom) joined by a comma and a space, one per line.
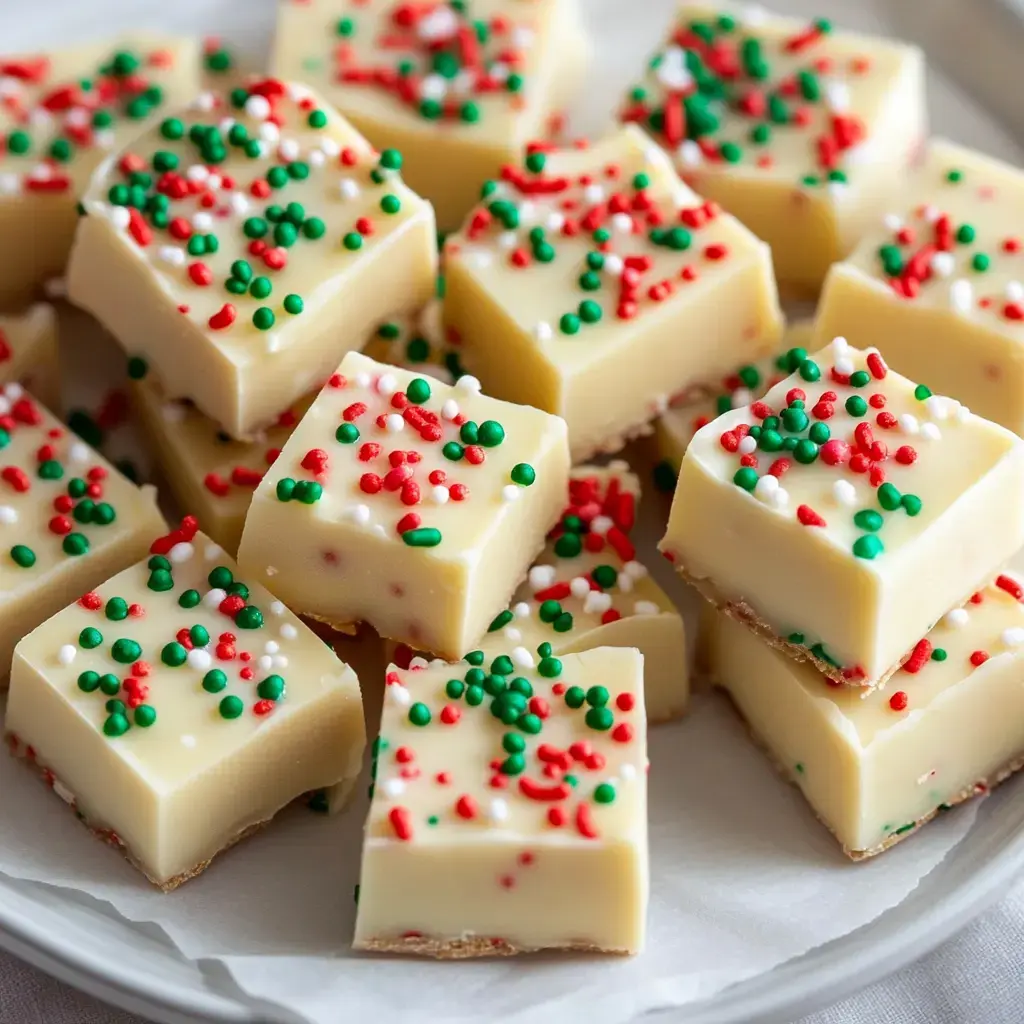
131, 371, 312, 558
651, 320, 813, 491
272, 0, 588, 232
815, 139, 1024, 435
0, 35, 201, 310
353, 644, 648, 955
6, 523, 366, 888
620, 3, 925, 294
483, 464, 687, 722
661, 337, 1024, 684
0, 384, 164, 682
237, 350, 570, 659
705, 575, 1024, 857
0, 304, 60, 410
444, 125, 783, 460
67, 78, 437, 441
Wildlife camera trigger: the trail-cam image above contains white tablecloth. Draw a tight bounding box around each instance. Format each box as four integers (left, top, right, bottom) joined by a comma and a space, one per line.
4, 879, 1024, 1024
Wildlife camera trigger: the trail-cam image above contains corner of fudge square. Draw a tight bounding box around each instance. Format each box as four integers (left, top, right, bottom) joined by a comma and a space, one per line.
66, 77, 437, 441
353, 643, 648, 957
5, 517, 366, 890
660, 337, 1024, 685
618, 3, 926, 293
814, 138, 1024, 436
236, 350, 571, 660
442, 123, 783, 461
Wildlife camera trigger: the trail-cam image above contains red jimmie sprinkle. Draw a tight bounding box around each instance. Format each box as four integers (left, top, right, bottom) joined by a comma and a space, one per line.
996, 574, 1024, 601
388, 806, 413, 840
888, 691, 908, 711
796, 504, 826, 527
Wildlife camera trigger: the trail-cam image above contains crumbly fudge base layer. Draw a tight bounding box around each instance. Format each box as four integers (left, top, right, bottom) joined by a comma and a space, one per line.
713, 688, 1023, 860
668, 556, 948, 688
6, 732, 353, 891
356, 934, 624, 959
575, 415, 656, 466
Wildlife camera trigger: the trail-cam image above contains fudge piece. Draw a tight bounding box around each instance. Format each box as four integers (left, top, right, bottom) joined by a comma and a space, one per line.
651, 319, 813, 492
131, 370, 313, 557
0, 304, 60, 410
704, 575, 1024, 857
661, 337, 1024, 684
620, 3, 925, 293
815, 139, 1024, 435
7, 522, 366, 888
67, 78, 437, 440
237, 350, 570, 658
272, 0, 589, 231
0, 35, 201, 310
444, 125, 783, 460
483, 464, 687, 722
0, 385, 164, 683
353, 644, 648, 955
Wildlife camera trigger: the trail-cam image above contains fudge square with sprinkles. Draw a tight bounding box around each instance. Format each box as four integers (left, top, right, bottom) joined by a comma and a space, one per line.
6, 521, 366, 890
237, 350, 570, 660
660, 337, 1024, 685
271, 0, 588, 232
0, 384, 165, 686
443, 124, 783, 461
66, 77, 437, 441
619, 3, 925, 293
815, 138, 1024, 436
353, 644, 648, 957
704, 574, 1024, 859
0, 34, 201, 311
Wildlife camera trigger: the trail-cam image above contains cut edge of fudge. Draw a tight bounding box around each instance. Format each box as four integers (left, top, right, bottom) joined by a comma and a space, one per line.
355, 933, 620, 960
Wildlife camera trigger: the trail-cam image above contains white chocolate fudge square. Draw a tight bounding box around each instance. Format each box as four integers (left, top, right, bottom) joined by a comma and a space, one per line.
0, 304, 60, 410
353, 645, 647, 955
0, 35, 201, 310
67, 78, 437, 440
661, 339, 1024, 684
483, 464, 688, 722
705, 575, 1024, 857
131, 371, 312, 557
237, 350, 570, 659
620, 3, 925, 293
0, 385, 164, 685
444, 125, 783, 460
651, 320, 813, 491
7, 523, 366, 888
815, 139, 1024, 436
272, 0, 588, 232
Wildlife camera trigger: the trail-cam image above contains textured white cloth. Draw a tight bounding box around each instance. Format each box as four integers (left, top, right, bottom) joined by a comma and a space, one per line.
4, 881, 1024, 1023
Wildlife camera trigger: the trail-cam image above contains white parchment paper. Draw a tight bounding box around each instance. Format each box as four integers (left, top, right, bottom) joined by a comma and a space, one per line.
1, 0, 1022, 1021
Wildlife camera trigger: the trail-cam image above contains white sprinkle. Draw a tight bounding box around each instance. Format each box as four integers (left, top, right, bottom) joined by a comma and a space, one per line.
570, 576, 592, 599
343, 503, 371, 525
534, 321, 553, 342
771, 487, 789, 510
738, 435, 757, 455
265, 565, 278, 577
373, 524, 387, 538
355, 372, 372, 389
441, 399, 460, 420
513, 602, 530, 618
204, 587, 227, 608
280, 623, 298, 640
502, 484, 520, 502
731, 387, 753, 409
192, 211, 214, 232
832, 479, 857, 507
529, 565, 556, 590
109, 206, 131, 230
590, 515, 613, 537
388, 683, 411, 707
620, 763, 637, 781
835, 356, 854, 376
320, 136, 340, 158
181, 735, 197, 748
503, 627, 522, 642
754, 474, 779, 503
546, 211, 565, 232
187, 649, 212, 672
511, 646, 535, 668
245, 95, 272, 120
0, 506, 16, 525
377, 373, 398, 397
340, 178, 360, 200
269, 600, 285, 616
191, 90, 216, 112
431, 485, 449, 505
308, 149, 325, 168
584, 591, 613, 615
168, 542, 194, 564
634, 600, 659, 616
57, 644, 76, 666
185, 164, 210, 183
921, 204, 940, 223
468, 250, 493, 269
623, 560, 647, 579
944, 608, 970, 629
257, 656, 273, 673
52, 779, 74, 804
926, 396, 952, 421
1008, 281, 1024, 303
825, 80, 850, 111
603, 253, 625, 277
159, 245, 185, 267
921, 422, 942, 441
617, 574, 634, 594
676, 140, 702, 167
457, 375, 482, 395
277, 138, 300, 162
68, 442, 89, 464
385, 413, 405, 433
1003, 628, 1024, 648
930, 251, 955, 277
583, 184, 605, 205
496, 230, 517, 250
488, 798, 509, 822
611, 212, 633, 235
272, 655, 288, 670
899, 414, 920, 435
381, 776, 406, 800
882, 213, 903, 232
264, 640, 280, 655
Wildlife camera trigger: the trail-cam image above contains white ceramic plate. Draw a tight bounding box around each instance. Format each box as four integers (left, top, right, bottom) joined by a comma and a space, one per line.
4, 0, 1024, 1021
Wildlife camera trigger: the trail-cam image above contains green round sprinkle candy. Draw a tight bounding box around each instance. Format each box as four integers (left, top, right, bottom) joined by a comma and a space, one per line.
106, 699, 127, 717
63, 533, 89, 556
854, 509, 884, 531
586, 685, 609, 708
189, 624, 210, 648
564, 686, 585, 708
243, 217, 268, 239
972, 253, 991, 272
799, 360, 821, 382
283, 294, 304, 315
442, 441, 464, 461
500, 754, 525, 775
406, 378, 431, 404
230, 259, 253, 283
594, 782, 616, 804
111, 639, 141, 664
446, 679, 465, 699
592, 565, 617, 588
464, 685, 484, 706
162, 642, 187, 667
308, 109, 328, 129
914, 384, 932, 401
79, 627, 103, 649
734, 467, 759, 491
539, 599, 561, 623
336, 423, 359, 444
148, 568, 174, 592
579, 271, 602, 291
253, 307, 275, 331
343, 232, 363, 251
104, 713, 130, 737
946, 168, 963, 183
235, 606, 264, 629
560, 313, 581, 335
758, 429, 783, 452
178, 589, 202, 610
127, 356, 148, 380
302, 217, 325, 240
525, 151, 546, 174
853, 535, 884, 560
219, 695, 244, 719
276, 478, 296, 501
380, 194, 401, 215
96, 673, 119, 696
503, 732, 526, 754
295, 480, 322, 504
208, 565, 233, 589
554, 532, 582, 558
379, 149, 402, 171
518, 712, 542, 734
38, 459, 62, 480
808, 422, 830, 445
408, 702, 431, 726
781, 407, 808, 433
91, 502, 116, 525
492, 655, 514, 676
845, 396, 867, 417
932, 648, 948, 662
489, 609, 513, 632
586, 706, 614, 731
203, 669, 228, 693
511, 463, 535, 486
478, 420, 504, 447
74, 500, 96, 525
956, 223, 976, 244
901, 494, 923, 516
257, 674, 285, 701
134, 705, 156, 727
578, 300, 602, 323
793, 439, 819, 464
849, 370, 870, 388
78, 671, 100, 693
402, 527, 442, 547
877, 483, 902, 511
538, 656, 562, 679
160, 118, 184, 140
10, 545, 35, 568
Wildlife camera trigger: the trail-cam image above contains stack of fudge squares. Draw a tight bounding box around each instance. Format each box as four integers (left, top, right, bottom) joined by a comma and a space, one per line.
4, 0, 1024, 966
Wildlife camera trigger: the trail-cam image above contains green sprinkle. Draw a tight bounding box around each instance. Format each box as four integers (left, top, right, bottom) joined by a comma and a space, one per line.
914, 384, 932, 401
972, 253, 991, 272
733, 467, 759, 491
560, 313, 581, 335
178, 589, 201, 609
257, 674, 285, 701
877, 483, 902, 511
586, 706, 614, 731
162, 642, 187, 667
111, 639, 142, 664
402, 527, 442, 547
203, 669, 228, 693
336, 423, 359, 444
77, 671, 100, 693
10, 545, 35, 568
854, 509, 884, 531
594, 782, 616, 804
901, 494, 923, 516
219, 695, 244, 719
134, 705, 156, 727
853, 535, 884, 560
510, 463, 536, 486
343, 232, 363, 251
845, 396, 867, 417
235, 606, 264, 629
103, 713, 130, 737
406, 378, 431, 404
79, 627, 103, 649
408, 702, 431, 726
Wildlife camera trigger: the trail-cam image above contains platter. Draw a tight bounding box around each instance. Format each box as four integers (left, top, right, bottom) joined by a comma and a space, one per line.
3, 0, 1024, 1022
